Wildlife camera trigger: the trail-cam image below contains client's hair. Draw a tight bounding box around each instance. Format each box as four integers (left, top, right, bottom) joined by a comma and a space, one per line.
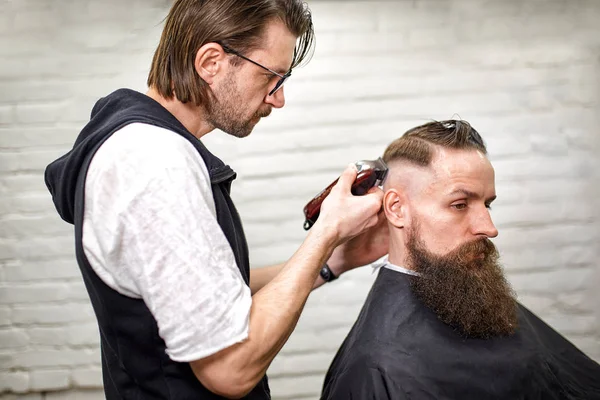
383, 120, 487, 166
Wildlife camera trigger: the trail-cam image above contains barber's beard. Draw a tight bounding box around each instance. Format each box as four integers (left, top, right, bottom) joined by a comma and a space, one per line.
407, 225, 518, 339
206, 73, 271, 138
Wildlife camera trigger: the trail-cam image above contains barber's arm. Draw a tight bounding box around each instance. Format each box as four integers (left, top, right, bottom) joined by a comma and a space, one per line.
190, 165, 383, 398
249, 261, 330, 294
249, 209, 388, 294
248, 258, 337, 295
248, 263, 284, 294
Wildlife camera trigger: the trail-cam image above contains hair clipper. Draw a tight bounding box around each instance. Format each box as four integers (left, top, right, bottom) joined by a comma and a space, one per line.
303, 157, 388, 230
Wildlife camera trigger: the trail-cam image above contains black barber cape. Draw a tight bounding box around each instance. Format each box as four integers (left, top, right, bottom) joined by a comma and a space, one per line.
321, 267, 600, 400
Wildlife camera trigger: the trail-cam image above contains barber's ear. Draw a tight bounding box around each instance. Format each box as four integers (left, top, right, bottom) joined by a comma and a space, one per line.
194, 43, 227, 85
383, 189, 406, 229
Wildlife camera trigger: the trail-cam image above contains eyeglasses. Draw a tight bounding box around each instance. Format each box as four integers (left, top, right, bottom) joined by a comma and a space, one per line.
220, 44, 291, 96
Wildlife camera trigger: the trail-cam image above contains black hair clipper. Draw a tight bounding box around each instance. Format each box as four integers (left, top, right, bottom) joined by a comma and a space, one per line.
303, 157, 388, 230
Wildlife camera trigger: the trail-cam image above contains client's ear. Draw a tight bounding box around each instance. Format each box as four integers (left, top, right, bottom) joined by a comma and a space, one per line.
383, 189, 406, 228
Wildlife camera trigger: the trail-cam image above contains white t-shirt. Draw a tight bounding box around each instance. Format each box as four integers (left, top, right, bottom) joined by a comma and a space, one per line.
82, 122, 252, 362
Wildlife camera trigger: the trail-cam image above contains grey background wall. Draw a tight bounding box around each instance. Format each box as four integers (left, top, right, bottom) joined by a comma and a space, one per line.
1, 0, 599, 399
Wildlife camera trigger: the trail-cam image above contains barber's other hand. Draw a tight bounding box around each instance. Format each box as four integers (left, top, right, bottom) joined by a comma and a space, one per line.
315, 164, 384, 246
327, 209, 389, 276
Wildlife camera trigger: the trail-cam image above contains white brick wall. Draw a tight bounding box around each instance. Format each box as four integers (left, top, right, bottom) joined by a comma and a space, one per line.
1, 0, 599, 398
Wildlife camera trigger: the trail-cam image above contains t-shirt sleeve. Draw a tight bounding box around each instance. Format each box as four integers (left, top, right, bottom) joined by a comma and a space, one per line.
83, 123, 251, 362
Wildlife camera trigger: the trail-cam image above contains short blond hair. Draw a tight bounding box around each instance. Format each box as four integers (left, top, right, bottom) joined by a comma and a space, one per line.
383, 120, 487, 167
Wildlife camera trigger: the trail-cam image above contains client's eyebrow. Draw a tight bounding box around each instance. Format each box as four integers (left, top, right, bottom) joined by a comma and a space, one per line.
449, 188, 497, 203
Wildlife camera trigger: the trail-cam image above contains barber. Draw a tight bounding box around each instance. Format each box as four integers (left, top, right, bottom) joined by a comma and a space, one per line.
44, 0, 387, 399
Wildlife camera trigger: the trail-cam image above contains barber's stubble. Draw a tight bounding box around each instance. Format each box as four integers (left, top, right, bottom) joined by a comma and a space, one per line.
206, 70, 272, 139
407, 222, 518, 339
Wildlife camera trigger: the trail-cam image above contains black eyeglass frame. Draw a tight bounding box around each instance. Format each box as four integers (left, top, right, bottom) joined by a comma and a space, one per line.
219, 43, 291, 96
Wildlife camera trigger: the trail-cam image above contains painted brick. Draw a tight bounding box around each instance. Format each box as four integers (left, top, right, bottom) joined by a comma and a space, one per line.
310, 2, 378, 33
267, 373, 323, 399
28, 326, 70, 347
0, 174, 48, 195
0, 328, 29, 349
249, 241, 303, 268
1, 0, 599, 397
0, 216, 71, 239
0, 371, 30, 394
0, 306, 11, 327
10, 236, 76, 260
0, 4, 13, 35
14, 103, 69, 125
493, 200, 594, 228
496, 223, 598, 249
523, 179, 592, 203
517, 294, 555, 315
29, 369, 70, 392
0, 283, 72, 305
3, 259, 80, 282
0, 81, 72, 104
566, 127, 600, 151
13, 9, 62, 32
508, 266, 596, 294
278, 327, 352, 355
70, 368, 102, 388
0, 105, 14, 126
4, 348, 99, 369
29, 324, 99, 348
569, 337, 600, 362
0, 395, 40, 400
67, 323, 99, 347
0, 34, 51, 57
556, 292, 592, 310
11, 303, 95, 325
269, 352, 336, 377
501, 244, 596, 272
44, 389, 106, 400
0, 193, 56, 216
543, 314, 598, 335
0, 127, 79, 149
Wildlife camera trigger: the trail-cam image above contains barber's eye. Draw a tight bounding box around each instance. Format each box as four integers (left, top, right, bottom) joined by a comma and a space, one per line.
452, 203, 467, 210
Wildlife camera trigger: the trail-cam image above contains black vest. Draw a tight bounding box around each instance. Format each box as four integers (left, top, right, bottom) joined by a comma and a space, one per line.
45, 89, 270, 399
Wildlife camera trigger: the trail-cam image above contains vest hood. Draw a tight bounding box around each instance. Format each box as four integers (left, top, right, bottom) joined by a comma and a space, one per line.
44, 88, 235, 224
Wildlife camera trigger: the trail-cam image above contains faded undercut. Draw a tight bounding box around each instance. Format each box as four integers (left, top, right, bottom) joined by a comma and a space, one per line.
383, 120, 487, 167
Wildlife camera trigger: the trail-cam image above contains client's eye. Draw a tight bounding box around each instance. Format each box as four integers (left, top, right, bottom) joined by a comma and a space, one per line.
452, 203, 467, 210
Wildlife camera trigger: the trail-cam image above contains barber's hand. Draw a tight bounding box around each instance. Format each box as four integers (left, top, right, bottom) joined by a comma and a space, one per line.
315, 164, 384, 246
327, 209, 389, 276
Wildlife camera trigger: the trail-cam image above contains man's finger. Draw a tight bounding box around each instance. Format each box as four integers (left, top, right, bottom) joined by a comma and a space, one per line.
366, 187, 385, 206
367, 185, 383, 195
334, 164, 358, 193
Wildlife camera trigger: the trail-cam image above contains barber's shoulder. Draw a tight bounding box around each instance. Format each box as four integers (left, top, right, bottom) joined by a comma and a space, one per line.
104, 123, 206, 170
113, 123, 196, 156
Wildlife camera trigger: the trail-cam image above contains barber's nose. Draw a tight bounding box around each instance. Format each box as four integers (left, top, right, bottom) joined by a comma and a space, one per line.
265, 87, 285, 109
473, 209, 498, 238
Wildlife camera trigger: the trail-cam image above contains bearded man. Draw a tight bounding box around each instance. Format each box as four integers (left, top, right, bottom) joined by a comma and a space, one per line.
321, 120, 600, 400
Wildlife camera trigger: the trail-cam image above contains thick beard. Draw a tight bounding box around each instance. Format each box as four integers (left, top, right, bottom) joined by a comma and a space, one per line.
407, 225, 518, 339
205, 72, 271, 138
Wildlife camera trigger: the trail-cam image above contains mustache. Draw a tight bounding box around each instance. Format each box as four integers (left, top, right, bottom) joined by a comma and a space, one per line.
450, 238, 498, 265
256, 107, 272, 119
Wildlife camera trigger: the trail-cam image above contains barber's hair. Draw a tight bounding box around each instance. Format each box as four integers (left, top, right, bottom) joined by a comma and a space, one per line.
383, 120, 487, 166
147, 0, 314, 106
